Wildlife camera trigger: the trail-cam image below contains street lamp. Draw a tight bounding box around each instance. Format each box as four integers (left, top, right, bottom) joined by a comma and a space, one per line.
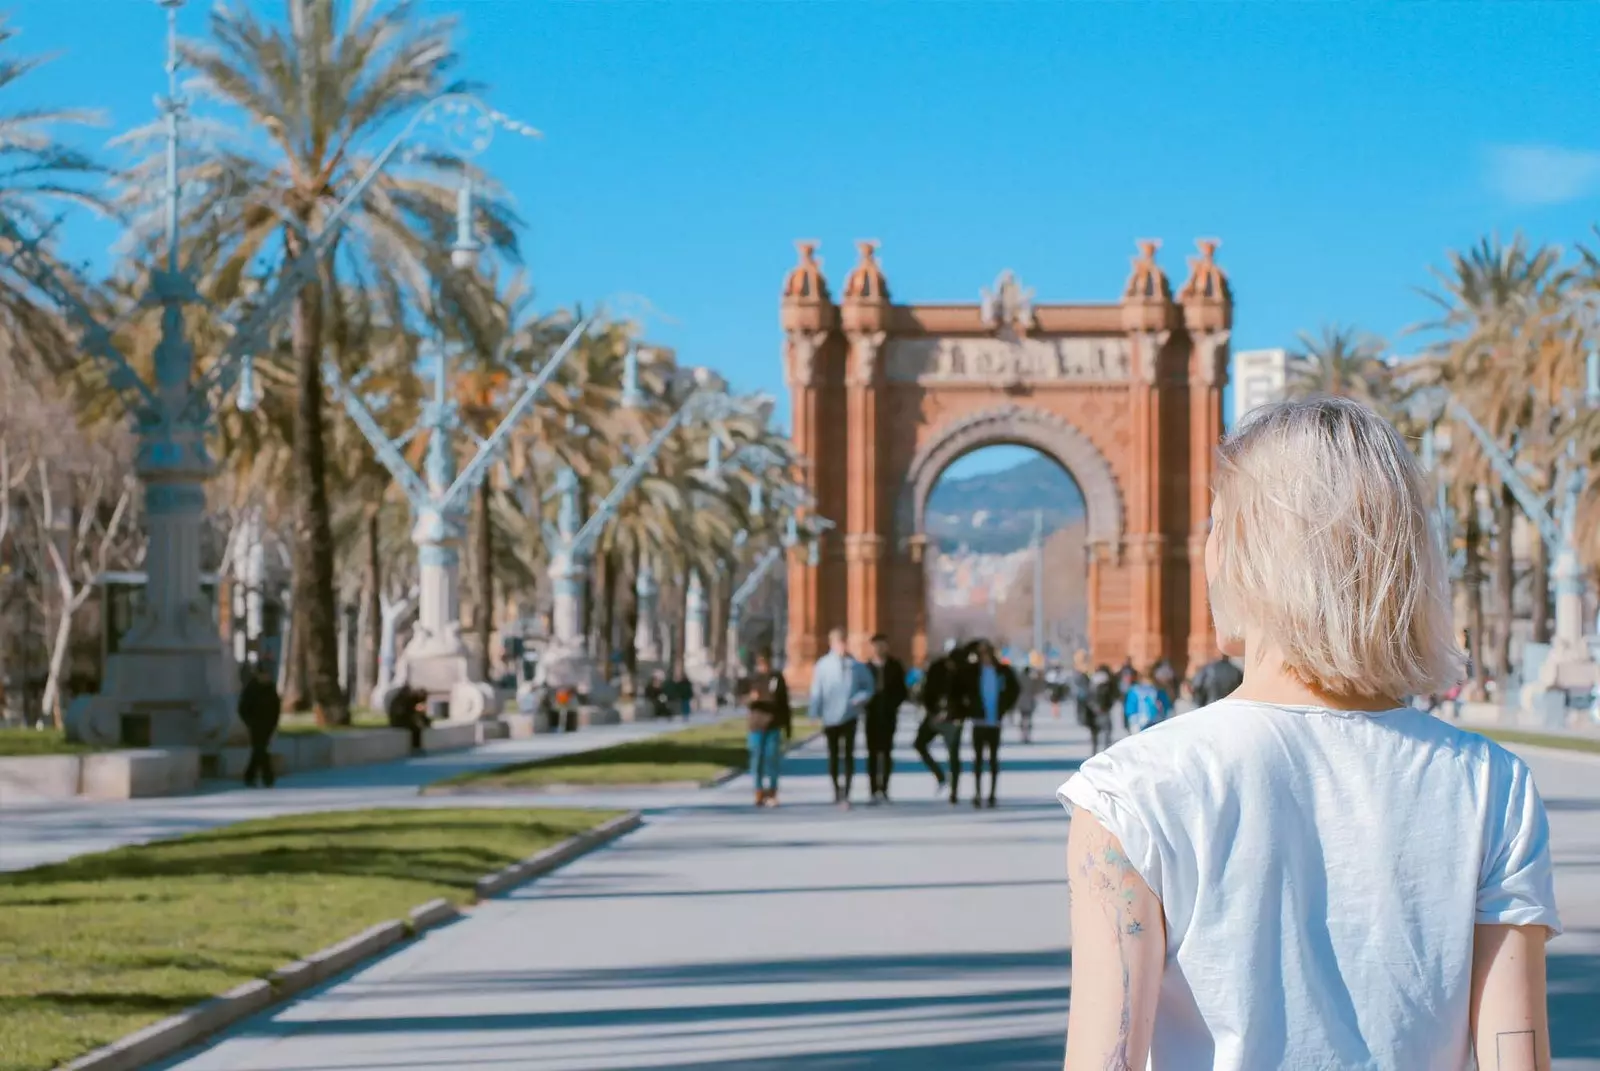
1439, 351, 1600, 721
0, 0, 537, 747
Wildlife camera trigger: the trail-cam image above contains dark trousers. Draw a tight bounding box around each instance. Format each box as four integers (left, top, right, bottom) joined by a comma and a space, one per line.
824, 721, 856, 800
971, 723, 1001, 802
917, 717, 964, 799
243, 726, 275, 787
865, 712, 897, 797
1088, 711, 1111, 755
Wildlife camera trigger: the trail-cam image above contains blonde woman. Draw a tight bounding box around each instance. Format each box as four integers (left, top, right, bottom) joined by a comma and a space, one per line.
1058, 397, 1560, 1070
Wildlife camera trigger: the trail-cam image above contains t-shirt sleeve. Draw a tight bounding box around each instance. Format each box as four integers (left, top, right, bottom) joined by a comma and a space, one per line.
1057, 747, 1165, 899
1476, 751, 1562, 936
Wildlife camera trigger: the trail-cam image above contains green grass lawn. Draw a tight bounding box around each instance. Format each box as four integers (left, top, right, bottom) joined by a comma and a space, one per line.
275, 709, 391, 735
1479, 727, 1600, 756
434, 715, 822, 792
0, 727, 102, 757
0, 807, 618, 1071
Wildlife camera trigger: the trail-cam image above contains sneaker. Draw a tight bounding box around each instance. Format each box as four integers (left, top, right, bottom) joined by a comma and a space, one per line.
932, 781, 947, 799
986, 797, 997, 809
972, 797, 983, 810
838, 798, 852, 811
755, 791, 766, 807
763, 793, 780, 808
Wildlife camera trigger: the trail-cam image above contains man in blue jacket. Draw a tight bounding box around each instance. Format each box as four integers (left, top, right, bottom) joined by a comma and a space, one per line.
809, 627, 874, 809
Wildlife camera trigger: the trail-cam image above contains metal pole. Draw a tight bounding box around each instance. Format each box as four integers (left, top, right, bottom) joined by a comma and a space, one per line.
1032, 509, 1045, 658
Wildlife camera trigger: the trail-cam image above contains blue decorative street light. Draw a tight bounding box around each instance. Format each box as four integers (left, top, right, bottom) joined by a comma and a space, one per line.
0, 0, 536, 746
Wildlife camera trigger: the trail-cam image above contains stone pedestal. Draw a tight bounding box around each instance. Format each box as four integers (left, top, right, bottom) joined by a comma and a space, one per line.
375, 509, 499, 722
533, 551, 618, 712
633, 562, 665, 682
683, 571, 717, 699
1520, 547, 1599, 718
67, 453, 239, 750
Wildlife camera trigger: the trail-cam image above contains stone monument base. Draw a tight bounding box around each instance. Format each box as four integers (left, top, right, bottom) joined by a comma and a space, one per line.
67, 642, 241, 751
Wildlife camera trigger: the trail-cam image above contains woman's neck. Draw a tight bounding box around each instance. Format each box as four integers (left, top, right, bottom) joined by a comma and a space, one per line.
1230, 637, 1401, 713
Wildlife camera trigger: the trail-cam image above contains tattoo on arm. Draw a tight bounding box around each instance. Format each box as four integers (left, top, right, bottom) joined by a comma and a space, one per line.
1074, 840, 1146, 1071
1495, 1030, 1536, 1071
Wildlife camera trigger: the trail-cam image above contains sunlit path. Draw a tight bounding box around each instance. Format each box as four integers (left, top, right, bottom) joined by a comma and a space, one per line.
138, 712, 1600, 1071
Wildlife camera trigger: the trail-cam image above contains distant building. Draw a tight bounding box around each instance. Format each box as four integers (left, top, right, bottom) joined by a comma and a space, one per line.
1233, 348, 1289, 421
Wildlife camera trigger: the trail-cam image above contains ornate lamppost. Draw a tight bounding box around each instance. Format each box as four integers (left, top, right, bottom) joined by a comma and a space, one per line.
1, 0, 535, 746
535, 371, 765, 719
1427, 353, 1600, 722
327, 316, 591, 720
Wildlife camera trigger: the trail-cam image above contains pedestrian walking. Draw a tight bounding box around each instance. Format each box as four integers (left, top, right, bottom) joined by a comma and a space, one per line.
1016, 666, 1043, 743
667, 664, 693, 721
956, 640, 1019, 809
808, 627, 873, 809
864, 633, 908, 803
1122, 668, 1172, 734
1083, 664, 1117, 755
914, 640, 965, 800
237, 663, 281, 788
1058, 396, 1559, 1069
741, 650, 790, 808
1190, 653, 1244, 709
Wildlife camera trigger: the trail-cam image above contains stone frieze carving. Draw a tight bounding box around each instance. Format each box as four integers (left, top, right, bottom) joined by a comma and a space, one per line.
885, 336, 1132, 384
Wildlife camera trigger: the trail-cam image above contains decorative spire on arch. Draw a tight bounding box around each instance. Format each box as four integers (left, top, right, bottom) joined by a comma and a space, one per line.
843, 239, 890, 303
1123, 239, 1172, 302
1178, 238, 1232, 304
782, 239, 831, 303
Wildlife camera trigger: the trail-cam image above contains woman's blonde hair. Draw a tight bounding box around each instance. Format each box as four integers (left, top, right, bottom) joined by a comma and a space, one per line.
1210, 395, 1464, 698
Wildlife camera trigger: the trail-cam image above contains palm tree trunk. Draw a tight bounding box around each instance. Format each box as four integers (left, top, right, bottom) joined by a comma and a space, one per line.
597, 550, 618, 681
621, 552, 639, 687
290, 277, 348, 726
1532, 462, 1554, 643
1463, 484, 1486, 691
1493, 481, 1515, 684
474, 479, 492, 682
286, 601, 311, 712
358, 506, 381, 706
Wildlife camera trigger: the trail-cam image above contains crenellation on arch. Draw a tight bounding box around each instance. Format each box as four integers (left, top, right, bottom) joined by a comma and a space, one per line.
779, 238, 1233, 683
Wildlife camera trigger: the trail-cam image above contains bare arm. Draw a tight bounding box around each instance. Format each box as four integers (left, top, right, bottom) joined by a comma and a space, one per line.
1471, 924, 1552, 1071
1064, 808, 1164, 1070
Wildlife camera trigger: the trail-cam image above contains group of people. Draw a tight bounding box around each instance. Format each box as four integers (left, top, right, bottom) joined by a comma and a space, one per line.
806, 628, 1024, 809
1037, 650, 1244, 755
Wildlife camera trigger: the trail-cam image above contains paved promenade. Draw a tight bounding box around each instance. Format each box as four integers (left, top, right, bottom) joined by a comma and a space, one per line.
0, 719, 690, 872
135, 714, 1599, 1071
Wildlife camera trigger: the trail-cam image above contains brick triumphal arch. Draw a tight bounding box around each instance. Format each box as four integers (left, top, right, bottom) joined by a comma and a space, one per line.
780, 238, 1234, 688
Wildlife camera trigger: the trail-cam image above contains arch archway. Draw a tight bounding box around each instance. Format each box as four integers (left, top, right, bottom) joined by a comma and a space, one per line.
779, 238, 1233, 686
900, 407, 1119, 665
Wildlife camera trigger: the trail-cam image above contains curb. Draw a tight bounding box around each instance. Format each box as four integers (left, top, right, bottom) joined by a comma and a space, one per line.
472, 811, 643, 900
56, 812, 643, 1071
426, 780, 702, 797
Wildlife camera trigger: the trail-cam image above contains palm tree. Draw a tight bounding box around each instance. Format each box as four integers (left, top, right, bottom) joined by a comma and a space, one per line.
0, 16, 110, 382
1418, 234, 1563, 686
142, 0, 520, 724
1285, 324, 1391, 403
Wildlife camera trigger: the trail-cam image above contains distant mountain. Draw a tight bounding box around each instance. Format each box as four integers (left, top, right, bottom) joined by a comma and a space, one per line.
925, 454, 1086, 554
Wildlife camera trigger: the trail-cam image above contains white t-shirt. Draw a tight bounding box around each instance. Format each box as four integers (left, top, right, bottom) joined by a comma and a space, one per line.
1057, 699, 1561, 1071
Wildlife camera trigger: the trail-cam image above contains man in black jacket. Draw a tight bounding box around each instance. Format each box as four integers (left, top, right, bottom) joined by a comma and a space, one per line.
914, 640, 964, 799
864, 634, 908, 803
238, 663, 282, 788
954, 640, 1020, 808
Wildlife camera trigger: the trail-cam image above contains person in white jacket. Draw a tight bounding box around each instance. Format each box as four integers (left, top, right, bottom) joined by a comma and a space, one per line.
808, 627, 873, 809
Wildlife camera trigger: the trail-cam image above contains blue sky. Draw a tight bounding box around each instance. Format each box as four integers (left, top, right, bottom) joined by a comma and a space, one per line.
9, 1, 1600, 480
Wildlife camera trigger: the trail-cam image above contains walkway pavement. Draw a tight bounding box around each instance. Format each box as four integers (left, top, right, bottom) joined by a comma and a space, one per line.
0, 718, 693, 872
141, 713, 1600, 1071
